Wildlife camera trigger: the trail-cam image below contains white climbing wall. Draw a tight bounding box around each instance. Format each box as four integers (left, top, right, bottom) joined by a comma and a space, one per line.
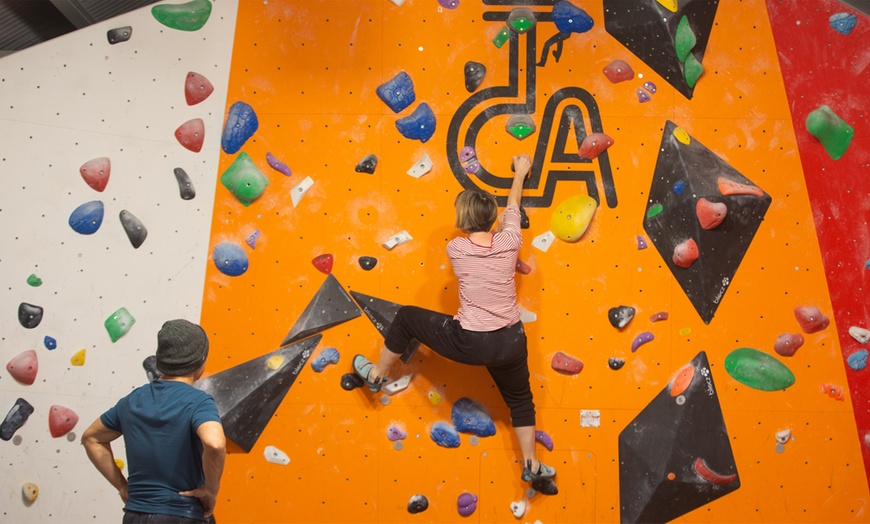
0, 1, 238, 521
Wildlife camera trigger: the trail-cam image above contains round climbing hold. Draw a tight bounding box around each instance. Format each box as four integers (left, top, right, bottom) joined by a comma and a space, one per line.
340, 373, 364, 391
18, 303, 44, 329
636, 88, 651, 103
793, 305, 829, 334
608, 357, 625, 370
608, 305, 635, 329
428, 391, 442, 405
7, 350, 38, 385
212, 242, 249, 277
773, 333, 804, 357
673, 180, 686, 194
22, 482, 39, 503
69, 200, 104, 235
457, 492, 478, 517
551, 194, 597, 242
724, 347, 795, 391
507, 8, 536, 33
44, 336, 57, 350
847, 350, 868, 371
408, 494, 429, 514
358, 256, 378, 271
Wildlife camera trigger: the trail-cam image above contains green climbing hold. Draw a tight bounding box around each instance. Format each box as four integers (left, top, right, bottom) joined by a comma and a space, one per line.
152, 0, 212, 32
646, 203, 663, 218
684, 53, 704, 88
104, 307, 136, 343
508, 8, 536, 33
675, 16, 696, 63
506, 115, 536, 140
26, 274, 42, 287
806, 105, 854, 160
493, 26, 511, 48
220, 152, 270, 207
724, 347, 795, 391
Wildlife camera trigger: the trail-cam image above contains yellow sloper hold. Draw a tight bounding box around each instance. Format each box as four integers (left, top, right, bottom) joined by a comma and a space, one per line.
266, 356, 285, 370
673, 126, 691, 145
551, 194, 598, 243
115, 458, 125, 470
71, 349, 86, 366
656, 0, 678, 12
428, 391, 442, 405
22, 482, 39, 503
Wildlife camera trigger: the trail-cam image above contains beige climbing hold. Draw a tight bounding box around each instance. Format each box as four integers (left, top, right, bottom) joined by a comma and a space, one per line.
673, 126, 691, 145
383, 374, 413, 395
775, 429, 791, 444
266, 356, 285, 370
510, 500, 526, 518
22, 482, 39, 502
849, 326, 870, 344
70, 348, 86, 366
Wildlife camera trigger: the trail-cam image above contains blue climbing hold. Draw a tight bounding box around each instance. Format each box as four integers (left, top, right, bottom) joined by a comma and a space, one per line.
212, 241, 248, 277
221, 101, 259, 155
430, 421, 461, 448
673, 180, 685, 194
377, 71, 416, 113
311, 347, 340, 372
848, 349, 868, 371
396, 103, 436, 143
44, 336, 57, 350
830, 12, 857, 36
552, 1, 594, 35
451, 397, 496, 437
69, 200, 104, 235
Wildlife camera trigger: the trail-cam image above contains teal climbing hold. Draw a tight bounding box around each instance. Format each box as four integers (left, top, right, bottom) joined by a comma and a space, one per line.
724, 347, 795, 391
104, 307, 136, 343
151, 0, 212, 31
806, 105, 854, 160
220, 152, 270, 206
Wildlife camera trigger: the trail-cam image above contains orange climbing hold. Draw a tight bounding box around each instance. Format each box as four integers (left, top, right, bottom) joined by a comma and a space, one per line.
673, 238, 699, 268
6, 350, 38, 385
695, 198, 727, 230
717, 177, 764, 197
669, 363, 695, 397
794, 306, 830, 334
820, 383, 845, 401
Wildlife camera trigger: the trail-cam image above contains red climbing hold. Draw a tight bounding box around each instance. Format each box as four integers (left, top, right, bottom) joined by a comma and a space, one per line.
650, 311, 669, 322
79, 157, 111, 192
48, 405, 79, 438
794, 306, 829, 334
6, 350, 38, 385
669, 363, 695, 397
774, 333, 804, 357
184, 71, 214, 106
693, 457, 737, 485
695, 198, 727, 230
312, 254, 334, 274
602, 59, 634, 83
175, 118, 205, 153
672, 238, 699, 268
578, 133, 614, 159
551, 351, 583, 375
717, 177, 764, 197
516, 258, 531, 275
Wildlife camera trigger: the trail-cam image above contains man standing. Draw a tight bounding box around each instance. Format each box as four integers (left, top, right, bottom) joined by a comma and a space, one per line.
82, 319, 226, 523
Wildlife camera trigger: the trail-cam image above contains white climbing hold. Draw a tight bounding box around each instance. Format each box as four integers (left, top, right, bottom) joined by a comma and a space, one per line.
518, 306, 537, 323
407, 154, 433, 178
264, 445, 290, 465
532, 231, 556, 252
383, 374, 413, 395
290, 176, 314, 207
775, 429, 791, 444
510, 500, 526, 518
382, 230, 413, 250
580, 409, 601, 427
387, 0, 406, 5
849, 326, 870, 344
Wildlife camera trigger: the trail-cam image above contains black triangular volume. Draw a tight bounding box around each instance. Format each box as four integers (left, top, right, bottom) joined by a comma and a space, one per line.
280, 274, 362, 346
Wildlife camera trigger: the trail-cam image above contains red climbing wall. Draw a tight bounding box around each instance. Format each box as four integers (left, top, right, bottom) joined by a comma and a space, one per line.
200, 0, 870, 522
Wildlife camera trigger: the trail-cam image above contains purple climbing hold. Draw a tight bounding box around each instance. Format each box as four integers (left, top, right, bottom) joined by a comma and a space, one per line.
631, 332, 654, 352
459, 146, 480, 175
246, 230, 261, 249
438, 0, 459, 9
535, 430, 554, 451
266, 152, 292, 177
430, 421, 461, 448
636, 88, 651, 103
642, 81, 657, 94
0, 398, 34, 441
387, 424, 407, 441
69, 200, 104, 235
396, 103, 436, 143
457, 492, 478, 517
552, 1, 594, 34
830, 12, 858, 35
377, 71, 416, 113
459, 146, 476, 163
221, 101, 259, 155
636, 235, 648, 250
311, 347, 340, 372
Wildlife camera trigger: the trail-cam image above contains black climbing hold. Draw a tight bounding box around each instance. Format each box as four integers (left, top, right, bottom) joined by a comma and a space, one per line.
143, 355, 160, 382
119, 210, 148, 249
407, 494, 429, 514
464, 61, 486, 93
608, 305, 636, 329
358, 256, 378, 271
173, 167, 196, 200
0, 398, 34, 441
280, 274, 362, 346
350, 290, 419, 363
355, 154, 378, 174
18, 303, 43, 329
341, 372, 365, 391
531, 478, 559, 496
107, 26, 132, 45
608, 358, 625, 370
519, 207, 530, 229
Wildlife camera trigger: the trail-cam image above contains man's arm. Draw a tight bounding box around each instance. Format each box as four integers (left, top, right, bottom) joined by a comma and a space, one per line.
507, 153, 532, 208
81, 418, 127, 503
180, 421, 226, 519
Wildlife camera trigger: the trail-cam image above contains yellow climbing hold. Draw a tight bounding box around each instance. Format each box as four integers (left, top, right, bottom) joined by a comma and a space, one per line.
428, 391, 443, 405
673, 126, 691, 145
266, 356, 285, 370
680, 327, 692, 336
551, 194, 598, 243
115, 458, 125, 470
22, 482, 39, 502
70, 349, 86, 366
656, 0, 678, 12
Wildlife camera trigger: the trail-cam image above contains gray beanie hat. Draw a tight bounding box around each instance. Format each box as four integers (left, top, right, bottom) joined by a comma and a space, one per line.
155, 319, 209, 376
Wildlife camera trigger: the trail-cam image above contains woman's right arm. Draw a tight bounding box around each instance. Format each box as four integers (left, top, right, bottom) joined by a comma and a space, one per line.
507, 153, 531, 208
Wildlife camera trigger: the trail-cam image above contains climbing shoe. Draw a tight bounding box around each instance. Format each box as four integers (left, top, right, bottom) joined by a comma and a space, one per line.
352, 354, 383, 393
521, 459, 557, 482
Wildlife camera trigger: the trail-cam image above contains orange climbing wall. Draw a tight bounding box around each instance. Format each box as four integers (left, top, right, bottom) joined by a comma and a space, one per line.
201, 0, 870, 522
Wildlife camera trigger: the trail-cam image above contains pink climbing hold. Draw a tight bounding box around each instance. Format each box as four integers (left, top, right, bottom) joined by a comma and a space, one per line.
602, 59, 634, 83
774, 333, 804, 357
175, 118, 205, 153
6, 349, 38, 385
672, 238, 699, 268
794, 306, 830, 334
632, 332, 654, 352
184, 71, 214, 106
578, 133, 614, 160
696, 198, 727, 230
79, 157, 111, 192
49, 405, 79, 438
551, 352, 583, 375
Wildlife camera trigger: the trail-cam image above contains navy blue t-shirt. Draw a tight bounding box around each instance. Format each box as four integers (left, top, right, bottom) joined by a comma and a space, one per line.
101, 380, 221, 520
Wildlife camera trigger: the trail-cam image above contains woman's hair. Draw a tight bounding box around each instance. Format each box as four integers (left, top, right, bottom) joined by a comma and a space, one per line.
454, 190, 498, 233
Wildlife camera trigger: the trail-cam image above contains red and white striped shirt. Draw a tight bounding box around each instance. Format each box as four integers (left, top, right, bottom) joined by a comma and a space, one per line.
447, 204, 522, 331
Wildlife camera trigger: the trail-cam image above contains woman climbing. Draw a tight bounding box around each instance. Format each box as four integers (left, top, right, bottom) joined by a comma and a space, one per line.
353, 152, 556, 486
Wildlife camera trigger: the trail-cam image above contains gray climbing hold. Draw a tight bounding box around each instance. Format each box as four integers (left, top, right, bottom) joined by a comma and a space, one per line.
355, 154, 378, 174
1, 398, 34, 441
408, 494, 429, 514
608, 305, 635, 329
119, 210, 147, 249
143, 355, 160, 382
464, 61, 486, 92
380, 395, 391, 406
430, 421, 461, 448
107, 26, 132, 44
849, 326, 870, 344
18, 303, 43, 329
173, 168, 196, 200
452, 397, 496, 437
609, 357, 625, 370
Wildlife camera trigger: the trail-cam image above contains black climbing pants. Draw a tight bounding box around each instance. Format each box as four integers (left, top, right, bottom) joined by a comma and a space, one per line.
384, 305, 536, 427
122, 510, 215, 524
